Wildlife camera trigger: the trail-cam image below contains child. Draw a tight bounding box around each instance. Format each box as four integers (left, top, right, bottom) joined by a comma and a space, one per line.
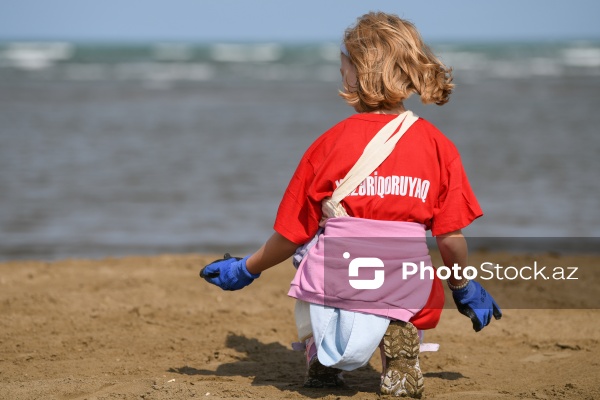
202, 11, 501, 398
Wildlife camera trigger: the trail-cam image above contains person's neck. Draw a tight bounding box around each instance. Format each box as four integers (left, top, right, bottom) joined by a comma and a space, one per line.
369, 105, 406, 115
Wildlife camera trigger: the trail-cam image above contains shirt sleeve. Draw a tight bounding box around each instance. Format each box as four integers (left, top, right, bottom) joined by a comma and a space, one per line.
273, 157, 322, 245
431, 155, 483, 236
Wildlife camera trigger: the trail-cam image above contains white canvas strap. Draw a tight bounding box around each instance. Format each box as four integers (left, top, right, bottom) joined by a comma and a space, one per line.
321, 110, 418, 223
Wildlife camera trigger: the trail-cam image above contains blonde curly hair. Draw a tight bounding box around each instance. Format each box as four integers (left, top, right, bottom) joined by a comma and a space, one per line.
339, 12, 454, 112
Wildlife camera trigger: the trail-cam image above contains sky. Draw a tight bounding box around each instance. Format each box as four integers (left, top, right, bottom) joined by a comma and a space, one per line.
1, 0, 599, 43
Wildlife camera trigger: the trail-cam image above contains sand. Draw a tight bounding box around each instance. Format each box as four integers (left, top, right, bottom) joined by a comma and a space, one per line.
1, 251, 599, 400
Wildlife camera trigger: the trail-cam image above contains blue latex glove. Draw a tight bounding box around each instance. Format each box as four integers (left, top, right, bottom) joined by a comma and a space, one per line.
199, 253, 260, 291
451, 280, 502, 332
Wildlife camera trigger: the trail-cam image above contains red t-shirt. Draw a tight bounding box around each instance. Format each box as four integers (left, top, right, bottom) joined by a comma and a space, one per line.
274, 113, 482, 245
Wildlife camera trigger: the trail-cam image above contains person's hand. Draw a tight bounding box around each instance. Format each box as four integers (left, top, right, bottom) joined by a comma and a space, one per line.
200, 253, 260, 291
451, 280, 502, 332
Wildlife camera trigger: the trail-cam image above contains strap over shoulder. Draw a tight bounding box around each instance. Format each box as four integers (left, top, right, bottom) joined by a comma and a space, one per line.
320, 110, 419, 225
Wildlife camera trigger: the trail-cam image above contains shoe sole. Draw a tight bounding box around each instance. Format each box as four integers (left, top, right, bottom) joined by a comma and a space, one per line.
380, 321, 424, 398
304, 357, 344, 388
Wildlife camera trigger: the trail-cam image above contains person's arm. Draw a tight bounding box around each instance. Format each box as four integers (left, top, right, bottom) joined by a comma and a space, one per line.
200, 231, 299, 291
436, 229, 502, 332
435, 229, 468, 287
246, 232, 299, 274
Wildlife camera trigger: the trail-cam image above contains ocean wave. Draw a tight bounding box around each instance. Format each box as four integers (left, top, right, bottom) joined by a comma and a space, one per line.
0, 41, 598, 82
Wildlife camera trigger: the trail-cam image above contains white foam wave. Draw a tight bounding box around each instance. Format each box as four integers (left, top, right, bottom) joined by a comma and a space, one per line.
210, 43, 282, 63
319, 42, 341, 62
112, 62, 215, 82
438, 51, 489, 71
439, 46, 600, 79
58, 62, 215, 82
0, 42, 74, 70
562, 47, 600, 68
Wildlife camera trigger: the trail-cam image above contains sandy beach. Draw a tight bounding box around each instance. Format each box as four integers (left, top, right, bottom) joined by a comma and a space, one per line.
1, 250, 599, 400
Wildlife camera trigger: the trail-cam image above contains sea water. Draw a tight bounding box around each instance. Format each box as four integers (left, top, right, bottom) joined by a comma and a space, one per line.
1, 41, 599, 260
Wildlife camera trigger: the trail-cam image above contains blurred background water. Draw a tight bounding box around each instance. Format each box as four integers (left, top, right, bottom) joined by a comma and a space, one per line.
1, 40, 599, 260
